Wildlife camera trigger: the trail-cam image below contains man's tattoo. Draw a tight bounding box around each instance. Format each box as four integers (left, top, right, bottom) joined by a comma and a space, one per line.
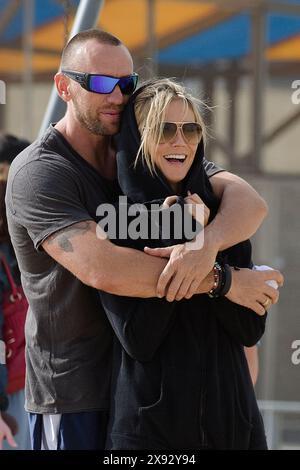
47, 221, 93, 253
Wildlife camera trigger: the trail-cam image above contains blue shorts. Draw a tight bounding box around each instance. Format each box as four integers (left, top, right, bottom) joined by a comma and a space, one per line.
28, 410, 109, 450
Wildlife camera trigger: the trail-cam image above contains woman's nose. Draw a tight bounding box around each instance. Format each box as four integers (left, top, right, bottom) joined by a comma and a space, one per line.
172, 127, 186, 145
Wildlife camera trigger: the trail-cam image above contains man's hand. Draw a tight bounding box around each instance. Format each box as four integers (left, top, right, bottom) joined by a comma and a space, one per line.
0, 412, 18, 449
226, 268, 284, 315
144, 241, 218, 301
207, 171, 268, 251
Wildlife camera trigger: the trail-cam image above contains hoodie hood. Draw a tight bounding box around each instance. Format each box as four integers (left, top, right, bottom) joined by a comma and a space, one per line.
116, 84, 220, 213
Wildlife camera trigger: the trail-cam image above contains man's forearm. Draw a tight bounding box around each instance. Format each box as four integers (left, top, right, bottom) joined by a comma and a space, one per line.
207, 172, 268, 251
43, 221, 168, 298
98, 244, 168, 298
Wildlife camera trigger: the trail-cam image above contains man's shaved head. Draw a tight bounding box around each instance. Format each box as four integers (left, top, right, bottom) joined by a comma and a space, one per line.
60, 29, 123, 71
56, 28, 134, 137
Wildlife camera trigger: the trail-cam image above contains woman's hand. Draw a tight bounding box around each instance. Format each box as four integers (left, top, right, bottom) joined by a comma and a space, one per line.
162, 192, 210, 227
184, 191, 210, 227
226, 267, 284, 315
161, 195, 178, 209
0, 412, 18, 449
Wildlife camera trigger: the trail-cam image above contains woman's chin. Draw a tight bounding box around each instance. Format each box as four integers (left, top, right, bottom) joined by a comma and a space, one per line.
166, 172, 188, 186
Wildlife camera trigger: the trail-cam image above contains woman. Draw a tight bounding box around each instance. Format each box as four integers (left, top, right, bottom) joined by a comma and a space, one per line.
99, 79, 268, 449
0, 133, 31, 450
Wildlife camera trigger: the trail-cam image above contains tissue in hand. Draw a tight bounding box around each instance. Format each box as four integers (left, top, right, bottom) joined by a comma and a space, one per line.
253, 265, 278, 289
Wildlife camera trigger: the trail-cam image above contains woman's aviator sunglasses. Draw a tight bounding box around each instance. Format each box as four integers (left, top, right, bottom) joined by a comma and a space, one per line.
160, 122, 202, 145
62, 70, 139, 95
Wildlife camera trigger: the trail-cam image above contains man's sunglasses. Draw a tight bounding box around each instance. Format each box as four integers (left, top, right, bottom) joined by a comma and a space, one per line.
160, 122, 202, 145
62, 70, 139, 95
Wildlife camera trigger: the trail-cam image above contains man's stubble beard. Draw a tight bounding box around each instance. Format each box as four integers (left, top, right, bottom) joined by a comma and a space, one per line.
73, 101, 120, 136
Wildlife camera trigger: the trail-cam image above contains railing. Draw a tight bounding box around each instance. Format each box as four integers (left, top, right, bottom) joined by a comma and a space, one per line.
258, 400, 300, 450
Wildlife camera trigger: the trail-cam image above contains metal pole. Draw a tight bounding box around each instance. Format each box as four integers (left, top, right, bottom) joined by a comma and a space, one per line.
146, 0, 157, 78
226, 61, 238, 170
251, 6, 267, 173
202, 66, 215, 163
22, 0, 34, 139
38, 0, 105, 137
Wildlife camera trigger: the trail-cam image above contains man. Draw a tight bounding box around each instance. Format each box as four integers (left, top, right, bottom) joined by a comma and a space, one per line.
5, 29, 283, 450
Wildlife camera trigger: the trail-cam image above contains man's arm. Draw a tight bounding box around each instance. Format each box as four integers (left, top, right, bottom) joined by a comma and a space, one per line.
42, 219, 283, 316
10, 159, 280, 309
206, 171, 268, 251
42, 221, 168, 298
43, 221, 214, 298
7, 159, 213, 299
6, 160, 170, 300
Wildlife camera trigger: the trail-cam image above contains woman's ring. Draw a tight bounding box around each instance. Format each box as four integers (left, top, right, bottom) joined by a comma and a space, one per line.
262, 298, 272, 309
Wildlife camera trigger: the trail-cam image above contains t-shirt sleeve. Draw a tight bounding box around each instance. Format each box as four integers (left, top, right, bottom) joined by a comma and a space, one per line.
203, 158, 225, 178
6, 159, 94, 251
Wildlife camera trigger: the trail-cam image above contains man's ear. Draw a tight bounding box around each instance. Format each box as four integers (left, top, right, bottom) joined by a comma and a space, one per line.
54, 72, 72, 102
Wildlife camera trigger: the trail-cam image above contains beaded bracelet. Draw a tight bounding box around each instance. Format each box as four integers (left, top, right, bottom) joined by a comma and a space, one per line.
208, 262, 223, 298
208, 262, 233, 298
218, 263, 232, 296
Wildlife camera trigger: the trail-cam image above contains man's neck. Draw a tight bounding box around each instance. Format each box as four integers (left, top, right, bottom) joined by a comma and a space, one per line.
55, 117, 117, 180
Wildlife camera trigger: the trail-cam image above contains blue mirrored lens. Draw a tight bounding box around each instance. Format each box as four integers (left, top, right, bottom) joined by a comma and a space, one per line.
118, 76, 138, 95
89, 75, 118, 94
89, 75, 138, 95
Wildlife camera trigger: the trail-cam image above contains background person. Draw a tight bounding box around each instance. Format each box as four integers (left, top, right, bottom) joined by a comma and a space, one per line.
0, 133, 31, 450
245, 345, 259, 386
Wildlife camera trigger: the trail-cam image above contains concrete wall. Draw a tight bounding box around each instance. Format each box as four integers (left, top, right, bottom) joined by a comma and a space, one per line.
3, 82, 52, 141
245, 175, 300, 402
212, 77, 299, 174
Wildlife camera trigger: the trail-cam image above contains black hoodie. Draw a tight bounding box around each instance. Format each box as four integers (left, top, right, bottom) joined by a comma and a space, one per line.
99, 85, 267, 450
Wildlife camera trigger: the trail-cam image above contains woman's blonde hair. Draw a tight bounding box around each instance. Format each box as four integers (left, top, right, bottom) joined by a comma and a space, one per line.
134, 78, 208, 175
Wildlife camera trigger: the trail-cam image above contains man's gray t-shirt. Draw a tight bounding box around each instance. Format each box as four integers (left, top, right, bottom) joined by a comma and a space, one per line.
5, 125, 119, 414
5, 124, 223, 414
